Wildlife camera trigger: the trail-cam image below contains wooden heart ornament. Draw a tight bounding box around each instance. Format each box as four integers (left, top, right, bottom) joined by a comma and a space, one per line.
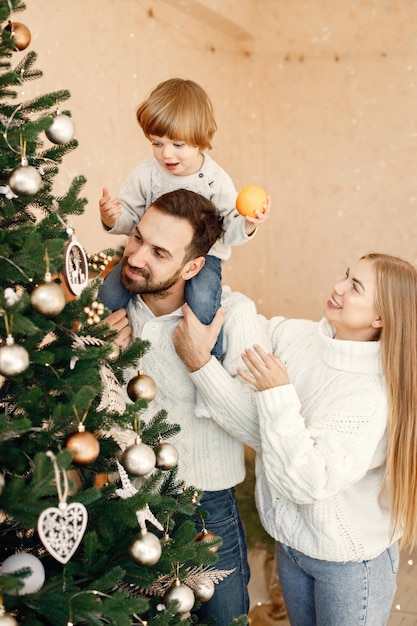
37, 502, 88, 564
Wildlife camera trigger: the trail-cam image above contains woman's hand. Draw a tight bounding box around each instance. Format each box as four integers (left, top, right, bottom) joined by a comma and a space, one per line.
237, 344, 289, 391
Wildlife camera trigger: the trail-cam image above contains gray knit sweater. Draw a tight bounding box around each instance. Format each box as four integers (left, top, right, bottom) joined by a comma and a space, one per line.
106, 153, 251, 261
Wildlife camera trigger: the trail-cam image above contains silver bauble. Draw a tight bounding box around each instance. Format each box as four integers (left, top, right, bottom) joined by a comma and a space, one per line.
9, 161, 42, 197
127, 372, 156, 403
154, 441, 179, 470
0, 337, 29, 377
164, 580, 195, 614
31, 278, 66, 317
45, 112, 75, 145
121, 440, 156, 476
129, 530, 162, 565
0, 606, 19, 626
193, 577, 215, 603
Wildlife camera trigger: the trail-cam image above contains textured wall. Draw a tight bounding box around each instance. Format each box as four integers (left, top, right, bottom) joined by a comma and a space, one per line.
18, 0, 417, 319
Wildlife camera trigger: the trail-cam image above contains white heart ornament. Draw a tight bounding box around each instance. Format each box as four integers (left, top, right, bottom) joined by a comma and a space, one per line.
37, 502, 88, 564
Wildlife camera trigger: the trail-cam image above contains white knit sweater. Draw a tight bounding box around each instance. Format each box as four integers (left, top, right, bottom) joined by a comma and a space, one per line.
191, 316, 401, 562
123, 286, 270, 491
106, 153, 251, 261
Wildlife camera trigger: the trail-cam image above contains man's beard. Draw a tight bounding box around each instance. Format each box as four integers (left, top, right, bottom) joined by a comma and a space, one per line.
120, 256, 183, 299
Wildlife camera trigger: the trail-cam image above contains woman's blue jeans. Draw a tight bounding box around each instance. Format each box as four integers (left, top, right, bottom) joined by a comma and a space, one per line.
275, 541, 399, 626
195, 488, 250, 625
98, 255, 223, 360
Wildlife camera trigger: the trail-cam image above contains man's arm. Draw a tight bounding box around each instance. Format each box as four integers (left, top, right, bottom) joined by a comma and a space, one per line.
173, 293, 270, 451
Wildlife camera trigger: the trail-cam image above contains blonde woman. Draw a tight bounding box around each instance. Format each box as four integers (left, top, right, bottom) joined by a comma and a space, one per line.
174, 253, 417, 625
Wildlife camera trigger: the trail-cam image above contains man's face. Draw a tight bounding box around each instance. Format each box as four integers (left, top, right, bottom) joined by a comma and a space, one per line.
120, 206, 195, 298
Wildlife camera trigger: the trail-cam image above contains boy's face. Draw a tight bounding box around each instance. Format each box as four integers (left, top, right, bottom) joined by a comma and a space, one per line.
149, 135, 203, 176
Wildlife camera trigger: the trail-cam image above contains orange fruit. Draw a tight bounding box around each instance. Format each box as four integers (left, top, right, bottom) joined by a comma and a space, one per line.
236, 185, 267, 218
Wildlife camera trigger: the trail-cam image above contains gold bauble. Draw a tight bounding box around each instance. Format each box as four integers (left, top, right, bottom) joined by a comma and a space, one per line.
65, 428, 100, 465
127, 371, 156, 403
194, 528, 219, 553
7, 21, 31, 50
31, 279, 66, 317
164, 580, 195, 614
129, 530, 162, 565
121, 439, 156, 476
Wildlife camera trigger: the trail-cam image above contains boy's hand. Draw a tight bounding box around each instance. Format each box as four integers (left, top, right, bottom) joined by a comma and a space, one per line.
244, 195, 271, 236
99, 187, 122, 229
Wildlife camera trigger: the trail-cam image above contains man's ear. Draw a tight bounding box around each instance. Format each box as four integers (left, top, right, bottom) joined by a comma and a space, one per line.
182, 256, 206, 281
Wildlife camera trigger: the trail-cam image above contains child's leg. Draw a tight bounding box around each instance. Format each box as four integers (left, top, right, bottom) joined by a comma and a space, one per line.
184, 255, 223, 361
98, 259, 132, 312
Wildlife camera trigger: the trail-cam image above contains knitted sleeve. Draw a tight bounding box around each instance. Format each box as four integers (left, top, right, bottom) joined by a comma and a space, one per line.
190, 289, 272, 451
108, 159, 154, 235
257, 381, 388, 504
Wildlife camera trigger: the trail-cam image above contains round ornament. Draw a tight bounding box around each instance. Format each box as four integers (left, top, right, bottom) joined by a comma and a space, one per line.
129, 529, 162, 566
154, 441, 179, 471
194, 528, 219, 553
0, 336, 29, 377
6, 21, 31, 50
127, 371, 156, 403
8, 159, 42, 197
65, 425, 100, 465
121, 438, 156, 476
0, 606, 18, 626
164, 580, 195, 614
0, 552, 45, 595
107, 342, 120, 362
236, 184, 267, 218
45, 111, 75, 145
193, 577, 215, 603
30, 275, 66, 317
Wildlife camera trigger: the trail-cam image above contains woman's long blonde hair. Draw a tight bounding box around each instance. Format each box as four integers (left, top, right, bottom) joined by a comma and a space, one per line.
364, 253, 417, 550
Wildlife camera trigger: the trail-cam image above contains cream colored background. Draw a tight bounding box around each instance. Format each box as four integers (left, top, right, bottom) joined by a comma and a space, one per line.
18, 0, 417, 319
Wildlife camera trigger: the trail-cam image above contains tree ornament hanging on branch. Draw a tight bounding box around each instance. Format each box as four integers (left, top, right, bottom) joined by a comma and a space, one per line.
194, 520, 220, 553
163, 578, 195, 615
127, 368, 156, 403
8, 157, 42, 197
63, 227, 88, 296
0, 603, 19, 626
31, 250, 66, 317
0, 552, 45, 595
154, 436, 179, 471
45, 107, 75, 145
65, 403, 100, 465
121, 435, 156, 476
37, 451, 88, 564
0, 313, 29, 377
6, 20, 31, 51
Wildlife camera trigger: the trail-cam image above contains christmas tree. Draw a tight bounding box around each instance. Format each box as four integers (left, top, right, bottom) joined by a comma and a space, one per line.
0, 2, 240, 624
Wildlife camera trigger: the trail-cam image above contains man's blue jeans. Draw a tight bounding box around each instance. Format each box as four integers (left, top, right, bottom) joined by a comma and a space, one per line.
276, 541, 399, 625
195, 488, 250, 625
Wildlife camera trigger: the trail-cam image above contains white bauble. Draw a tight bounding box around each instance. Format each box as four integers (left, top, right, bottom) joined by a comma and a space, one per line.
0, 552, 45, 595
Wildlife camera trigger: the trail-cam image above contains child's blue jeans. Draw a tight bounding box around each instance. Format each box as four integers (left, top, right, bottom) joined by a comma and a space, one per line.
98, 255, 223, 361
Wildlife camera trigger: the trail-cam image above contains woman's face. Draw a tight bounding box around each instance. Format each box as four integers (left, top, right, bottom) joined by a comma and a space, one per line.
324, 258, 383, 341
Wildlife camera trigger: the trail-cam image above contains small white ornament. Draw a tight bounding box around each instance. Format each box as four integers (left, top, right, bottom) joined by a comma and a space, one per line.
63, 229, 88, 296
8, 157, 42, 197
4, 288, 20, 306
38, 501, 88, 564
164, 580, 195, 614
45, 110, 75, 145
0, 335, 29, 377
0, 552, 45, 595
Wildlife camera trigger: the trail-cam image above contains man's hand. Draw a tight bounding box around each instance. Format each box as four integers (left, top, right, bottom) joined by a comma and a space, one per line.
106, 308, 132, 349
173, 304, 225, 372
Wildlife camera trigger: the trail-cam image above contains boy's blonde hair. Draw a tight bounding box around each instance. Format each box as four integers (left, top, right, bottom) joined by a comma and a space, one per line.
136, 78, 217, 151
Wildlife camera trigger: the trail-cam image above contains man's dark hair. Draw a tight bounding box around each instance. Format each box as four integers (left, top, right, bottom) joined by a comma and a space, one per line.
152, 189, 224, 262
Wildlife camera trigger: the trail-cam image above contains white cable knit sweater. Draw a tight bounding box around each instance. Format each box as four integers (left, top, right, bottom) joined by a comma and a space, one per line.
106, 153, 251, 261
191, 316, 401, 562
123, 286, 270, 492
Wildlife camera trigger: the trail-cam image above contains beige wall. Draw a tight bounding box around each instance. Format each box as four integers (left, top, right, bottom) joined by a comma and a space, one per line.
19, 0, 417, 319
